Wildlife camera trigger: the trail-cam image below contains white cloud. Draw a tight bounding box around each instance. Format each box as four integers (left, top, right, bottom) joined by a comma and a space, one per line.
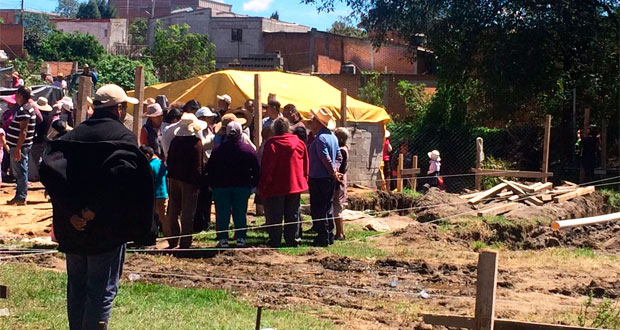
242, 0, 273, 12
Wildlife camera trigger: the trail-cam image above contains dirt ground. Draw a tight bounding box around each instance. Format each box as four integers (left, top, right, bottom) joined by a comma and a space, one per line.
1, 183, 619, 329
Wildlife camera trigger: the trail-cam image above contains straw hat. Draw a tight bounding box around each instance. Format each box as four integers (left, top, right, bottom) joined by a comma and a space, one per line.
173, 113, 207, 137
310, 107, 336, 130
214, 113, 246, 133
428, 150, 441, 161
226, 107, 252, 127
145, 103, 163, 117
36, 97, 53, 112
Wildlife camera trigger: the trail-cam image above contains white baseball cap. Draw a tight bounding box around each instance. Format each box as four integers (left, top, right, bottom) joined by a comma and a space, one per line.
196, 106, 217, 118
217, 94, 232, 104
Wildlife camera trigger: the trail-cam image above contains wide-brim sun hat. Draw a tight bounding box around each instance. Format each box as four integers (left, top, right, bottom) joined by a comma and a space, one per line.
310, 107, 336, 130
145, 103, 163, 117
214, 113, 246, 133
217, 94, 232, 104
428, 150, 441, 161
36, 97, 53, 111
93, 84, 138, 109
173, 113, 208, 137
225, 107, 252, 128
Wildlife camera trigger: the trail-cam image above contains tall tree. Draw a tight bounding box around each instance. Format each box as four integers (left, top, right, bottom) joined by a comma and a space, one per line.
270, 11, 279, 20
328, 16, 366, 38
129, 18, 148, 45
37, 31, 106, 64
55, 0, 79, 18
97, 54, 159, 90
150, 24, 216, 82
76, 0, 101, 19
304, 0, 619, 125
97, 0, 118, 18
22, 13, 55, 58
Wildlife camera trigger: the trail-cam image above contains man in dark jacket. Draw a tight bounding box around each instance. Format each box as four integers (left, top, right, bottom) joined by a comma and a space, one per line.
40, 84, 154, 330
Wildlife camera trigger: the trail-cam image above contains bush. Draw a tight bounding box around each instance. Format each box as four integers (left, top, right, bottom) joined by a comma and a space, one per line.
96, 54, 159, 90
358, 71, 386, 107
480, 156, 514, 190
37, 30, 105, 64
396, 80, 431, 122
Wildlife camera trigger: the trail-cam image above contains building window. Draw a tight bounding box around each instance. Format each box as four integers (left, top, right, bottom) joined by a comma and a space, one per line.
231, 29, 242, 42
104, 29, 108, 37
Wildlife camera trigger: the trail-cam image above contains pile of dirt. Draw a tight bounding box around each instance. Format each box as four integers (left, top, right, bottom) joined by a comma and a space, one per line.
347, 190, 419, 213
501, 192, 609, 221
413, 188, 475, 222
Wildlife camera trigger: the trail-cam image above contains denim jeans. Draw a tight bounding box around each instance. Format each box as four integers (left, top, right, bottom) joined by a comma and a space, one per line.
9, 145, 31, 201
66, 244, 126, 330
264, 193, 301, 247
309, 177, 336, 245
212, 187, 251, 241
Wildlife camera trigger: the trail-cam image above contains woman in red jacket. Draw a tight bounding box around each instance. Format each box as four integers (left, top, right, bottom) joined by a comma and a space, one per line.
258, 117, 309, 247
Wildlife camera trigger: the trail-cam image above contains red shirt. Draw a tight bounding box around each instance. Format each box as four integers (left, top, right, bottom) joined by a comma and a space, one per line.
258, 133, 309, 198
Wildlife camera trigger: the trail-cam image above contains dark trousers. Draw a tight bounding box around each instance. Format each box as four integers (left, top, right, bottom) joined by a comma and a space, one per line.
309, 177, 336, 245
166, 178, 199, 248
194, 187, 212, 233
264, 193, 301, 247
66, 244, 125, 330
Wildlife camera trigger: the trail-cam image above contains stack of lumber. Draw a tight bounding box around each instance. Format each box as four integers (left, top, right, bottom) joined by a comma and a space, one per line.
460, 180, 595, 217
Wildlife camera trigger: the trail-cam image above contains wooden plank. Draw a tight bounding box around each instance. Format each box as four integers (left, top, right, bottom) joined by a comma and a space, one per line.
422, 314, 475, 329
397, 153, 404, 192
411, 155, 418, 192
541, 194, 553, 202
423, 315, 601, 330
526, 196, 544, 206
477, 203, 519, 217
532, 182, 553, 192
497, 191, 514, 198
553, 186, 595, 203
132, 66, 145, 136
461, 191, 483, 199
542, 114, 552, 183
340, 88, 347, 127
562, 180, 577, 186
474, 250, 498, 330
401, 168, 420, 176
507, 195, 519, 201
472, 168, 553, 179
253, 74, 262, 148
495, 319, 602, 330
501, 180, 526, 196
76, 76, 92, 126
469, 183, 508, 204
524, 200, 537, 207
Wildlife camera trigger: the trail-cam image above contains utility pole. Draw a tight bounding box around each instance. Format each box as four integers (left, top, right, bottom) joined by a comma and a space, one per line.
20, 0, 24, 26
151, 0, 155, 18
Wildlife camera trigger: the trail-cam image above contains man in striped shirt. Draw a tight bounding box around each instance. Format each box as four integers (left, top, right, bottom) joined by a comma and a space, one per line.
6, 87, 36, 205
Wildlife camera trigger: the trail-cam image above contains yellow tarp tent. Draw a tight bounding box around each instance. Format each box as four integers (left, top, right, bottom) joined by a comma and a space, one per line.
129, 70, 391, 123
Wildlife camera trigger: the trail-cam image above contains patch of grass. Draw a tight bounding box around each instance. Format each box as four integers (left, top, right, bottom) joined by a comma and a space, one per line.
574, 247, 596, 258
408, 211, 417, 219
601, 189, 620, 212
489, 241, 506, 250
300, 194, 309, 205
402, 187, 422, 199
480, 215, 511, 226
0, 264, 334, 330
471, 240, 488, 251
437, 221, 453, 233
578, 292, 620, 329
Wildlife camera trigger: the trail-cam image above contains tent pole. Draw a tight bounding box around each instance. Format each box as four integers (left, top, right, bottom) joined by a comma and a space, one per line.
254, 74, 262, 148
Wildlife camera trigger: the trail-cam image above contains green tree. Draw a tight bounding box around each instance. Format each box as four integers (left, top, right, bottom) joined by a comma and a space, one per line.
37, 31, 106, 64
396, 80, 431, 122
304, 0, 619, 126
55, 0, 79, 18
129, 18, 148, 45
150, 24, 216, 82
22, 13, 55, 58
96, 54, 159, 90
97, 0, 118, 18
10, 57, 44, 85
358, 72, 386, 106
328, 16, 366, 38
76, 0, 101, 19
270, 11, 279, 20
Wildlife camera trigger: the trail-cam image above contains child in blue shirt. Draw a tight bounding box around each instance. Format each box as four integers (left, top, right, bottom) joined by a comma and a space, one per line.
140, 145, 168, 229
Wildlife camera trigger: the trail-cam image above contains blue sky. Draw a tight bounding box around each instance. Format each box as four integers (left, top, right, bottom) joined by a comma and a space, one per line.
9, 0, 351, 31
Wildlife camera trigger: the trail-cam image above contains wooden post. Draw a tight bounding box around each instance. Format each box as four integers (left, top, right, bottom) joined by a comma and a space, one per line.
474, 250, 498, 330
255, 306, 262, 330
253, 74, 262, 148
71, 61, 78, 76
0, 285, 8, 299
340, 88, 347, 127
397, 153, 404, 192
542, 115, 552, 183
76, 76, 92, 126
132, 66, 145, 136
475, 137, 484, 191
580, 108, 590, 183
600, 120, 607, 171
411, 155, 418, 192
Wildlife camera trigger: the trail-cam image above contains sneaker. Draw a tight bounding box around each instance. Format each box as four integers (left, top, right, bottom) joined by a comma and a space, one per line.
236, 238, 246, 248
216, 239, 229, 248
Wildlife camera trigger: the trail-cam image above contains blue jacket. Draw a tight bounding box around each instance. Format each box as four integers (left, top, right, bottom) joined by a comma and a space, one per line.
308, 127, 341, 179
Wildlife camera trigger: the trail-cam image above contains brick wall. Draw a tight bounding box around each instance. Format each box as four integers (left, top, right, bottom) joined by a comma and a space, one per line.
0, 24, 24, 58
345, 123, 385, 188
264, 33, 313, 72
43, 62, 75, 76
317, 55, 341, 74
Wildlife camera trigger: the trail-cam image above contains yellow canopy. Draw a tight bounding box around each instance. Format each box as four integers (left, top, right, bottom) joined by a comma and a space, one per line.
128, 70, 391, 123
